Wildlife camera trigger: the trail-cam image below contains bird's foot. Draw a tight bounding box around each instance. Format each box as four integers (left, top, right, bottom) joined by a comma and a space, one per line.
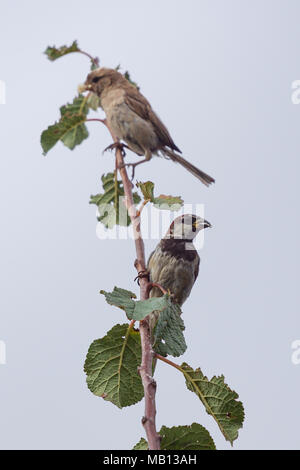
103, 142, 129, 157
134, 270, 150, 286
122, 159, 149, 180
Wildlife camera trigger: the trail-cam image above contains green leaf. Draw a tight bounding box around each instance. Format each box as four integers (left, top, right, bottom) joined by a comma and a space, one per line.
41, 95, 89, 154
101, 287, 137, 304
153, 195, 184, 209
136, 181, 183, 211
133, 423, 215, 450
133, 438, 148, 450
86, 93, 101, 110
59, 94, 89, 116
44, 40, 80, 61
90, 62, 99, 71
101, 287, 187, 356
152, 301, 186, 357
181, 363, 245, 445
124, 71, 140, 90
84, 324, 143, 408
44, 41, 99, 69
160, 423, 216, 450
100, 287, 171, 321
90, 173, 141, 228
137, 181, 155, 201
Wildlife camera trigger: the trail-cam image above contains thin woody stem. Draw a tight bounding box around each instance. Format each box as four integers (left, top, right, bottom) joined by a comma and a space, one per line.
86, 118, 106, 124
77, 49, 100, 68
128, 319, 136, 329
91, 118, 160, 450
155, 353, 182, 371
136, 198, 150, 217
147, 282, 168, 296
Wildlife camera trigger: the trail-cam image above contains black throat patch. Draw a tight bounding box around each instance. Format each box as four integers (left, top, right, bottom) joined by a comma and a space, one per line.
160, 238, 198, 262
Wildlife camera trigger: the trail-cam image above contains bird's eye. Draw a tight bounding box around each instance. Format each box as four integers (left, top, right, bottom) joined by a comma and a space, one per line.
92, 76, 101, 83
192, 217, 198, 231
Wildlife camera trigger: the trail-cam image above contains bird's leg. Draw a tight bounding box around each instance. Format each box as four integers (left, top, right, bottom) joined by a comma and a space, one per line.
134, 270, 150, 286
123, 158, 149, 180
103, 142, 130, 157
118, 150, 152, 179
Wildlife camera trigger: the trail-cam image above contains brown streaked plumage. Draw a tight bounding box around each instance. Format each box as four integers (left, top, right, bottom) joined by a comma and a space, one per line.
80, 68, 215, 186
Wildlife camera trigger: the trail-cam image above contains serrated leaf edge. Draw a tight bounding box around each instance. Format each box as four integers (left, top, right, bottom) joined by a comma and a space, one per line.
181, 363, 243, 445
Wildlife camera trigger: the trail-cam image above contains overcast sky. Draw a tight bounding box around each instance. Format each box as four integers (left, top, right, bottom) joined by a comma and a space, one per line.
1, 0, 300, 450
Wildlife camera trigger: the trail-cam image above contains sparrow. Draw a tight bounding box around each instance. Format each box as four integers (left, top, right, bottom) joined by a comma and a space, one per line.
79, 68, 215, 186
147, 214, 211, 335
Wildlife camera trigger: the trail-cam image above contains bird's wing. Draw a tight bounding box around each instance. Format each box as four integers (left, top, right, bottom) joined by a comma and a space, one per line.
124, 87, 181, 153
147, 249, 155, 273
194, 256, 200, 282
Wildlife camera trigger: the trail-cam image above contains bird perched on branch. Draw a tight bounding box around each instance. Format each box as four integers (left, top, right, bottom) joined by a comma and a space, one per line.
148, 214, 211, 305
79, 68, 215, 186
147, 214, 211, 333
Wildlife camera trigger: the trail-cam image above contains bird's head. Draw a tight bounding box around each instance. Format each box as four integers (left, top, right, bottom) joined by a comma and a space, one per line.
78, 68, 125, 97
165, 214, 211, 241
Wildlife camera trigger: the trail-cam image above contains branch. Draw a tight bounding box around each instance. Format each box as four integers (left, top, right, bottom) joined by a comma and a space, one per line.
155, 353, 182, 371
147, 282, 168, 296
136, 198, 150, 217
97, 120, 161, 450
86, 118, 106, 124
77, 49, 100, 68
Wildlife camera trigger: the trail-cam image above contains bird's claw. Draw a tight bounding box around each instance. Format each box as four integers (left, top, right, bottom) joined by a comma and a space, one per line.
122, 162, 136, 180
103, 142, 129, 157
124, 161, 145, 180
134, 270, 150, 286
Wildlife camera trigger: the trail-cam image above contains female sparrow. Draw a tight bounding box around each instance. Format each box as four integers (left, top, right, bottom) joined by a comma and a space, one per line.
80, 68, 215, 186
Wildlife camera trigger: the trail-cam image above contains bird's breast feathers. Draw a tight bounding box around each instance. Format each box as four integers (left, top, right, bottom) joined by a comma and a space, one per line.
100, 87, 126, 111
148, 242, 200, 305
102, 91, 158, 153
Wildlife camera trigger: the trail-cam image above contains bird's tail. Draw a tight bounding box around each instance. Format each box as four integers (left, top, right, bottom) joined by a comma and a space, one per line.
163, 149, 215, 187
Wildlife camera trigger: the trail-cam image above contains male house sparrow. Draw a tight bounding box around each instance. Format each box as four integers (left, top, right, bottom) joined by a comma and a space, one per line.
147, 214, 211, 335
79, 68, 215, 187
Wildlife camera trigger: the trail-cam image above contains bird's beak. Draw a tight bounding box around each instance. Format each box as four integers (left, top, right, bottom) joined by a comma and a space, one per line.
203, 219, 212, 229
193, 219, 212, 229
77, 82, 92, 93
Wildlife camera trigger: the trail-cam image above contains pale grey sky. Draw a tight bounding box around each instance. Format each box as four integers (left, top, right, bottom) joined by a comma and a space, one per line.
0, 0, 300, 450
